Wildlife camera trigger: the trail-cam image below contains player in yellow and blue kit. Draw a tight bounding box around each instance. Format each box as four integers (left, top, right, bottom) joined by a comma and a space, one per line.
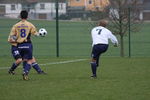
8, 10, 45, 80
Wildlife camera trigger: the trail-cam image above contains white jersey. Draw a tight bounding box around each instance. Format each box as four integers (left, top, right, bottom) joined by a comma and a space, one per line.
91, 26, 118, 46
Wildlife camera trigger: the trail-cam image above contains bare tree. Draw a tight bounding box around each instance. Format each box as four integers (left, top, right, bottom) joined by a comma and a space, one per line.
90, 0, 142, 57
108, 0, 142, 57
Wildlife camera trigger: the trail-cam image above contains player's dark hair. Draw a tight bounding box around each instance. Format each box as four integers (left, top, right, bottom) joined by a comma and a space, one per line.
98, 19, 108, 27
20, 10, 28, 19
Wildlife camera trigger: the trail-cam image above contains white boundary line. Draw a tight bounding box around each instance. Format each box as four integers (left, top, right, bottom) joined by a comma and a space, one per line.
0, 59, 87, 70
39, 59, 87, 66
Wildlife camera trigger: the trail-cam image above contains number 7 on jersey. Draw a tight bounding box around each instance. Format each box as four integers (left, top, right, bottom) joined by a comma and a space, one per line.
96, 29, 102, 35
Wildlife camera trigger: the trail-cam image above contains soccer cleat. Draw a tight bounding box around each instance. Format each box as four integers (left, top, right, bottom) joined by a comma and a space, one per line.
22, 73, 29, 80
91, 75, 97, 79
8, 70, 15, 75
38, 71, 47, 74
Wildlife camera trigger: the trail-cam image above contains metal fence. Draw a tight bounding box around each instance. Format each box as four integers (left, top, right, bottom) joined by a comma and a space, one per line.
0, 0, 150, 57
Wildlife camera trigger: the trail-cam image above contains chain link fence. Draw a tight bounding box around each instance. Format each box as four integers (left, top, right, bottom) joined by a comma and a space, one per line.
0, 0, 150, 57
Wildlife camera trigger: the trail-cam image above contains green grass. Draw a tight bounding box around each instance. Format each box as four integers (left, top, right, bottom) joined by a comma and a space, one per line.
0, 18, 150, 57
0, 57, 150, 100
0, 18, 150, 99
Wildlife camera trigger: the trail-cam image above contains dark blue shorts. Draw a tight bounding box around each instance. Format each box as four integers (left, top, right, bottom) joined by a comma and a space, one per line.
18, 43, 33, 60
11, 46, 22, 60
91, 44, 108, 60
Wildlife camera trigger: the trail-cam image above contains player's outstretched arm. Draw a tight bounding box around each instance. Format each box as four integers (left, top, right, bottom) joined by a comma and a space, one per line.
34, 32, 40, 37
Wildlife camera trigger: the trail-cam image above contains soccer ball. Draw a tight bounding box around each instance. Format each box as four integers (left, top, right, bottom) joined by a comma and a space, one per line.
38, 28, 47, 37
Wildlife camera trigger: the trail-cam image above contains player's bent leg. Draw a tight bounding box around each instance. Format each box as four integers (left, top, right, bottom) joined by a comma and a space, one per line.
23, 61, 31, 74
22, 60, 31, 80
8, 58, 22, 75
31, 62, 46, 74
29, 57, 46, 74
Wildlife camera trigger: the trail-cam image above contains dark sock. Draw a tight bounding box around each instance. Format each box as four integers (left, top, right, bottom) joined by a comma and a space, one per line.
10, 63, 19, 71
32, 62, 42, 73
91, 62, 97, 76
23, 61, 31, 74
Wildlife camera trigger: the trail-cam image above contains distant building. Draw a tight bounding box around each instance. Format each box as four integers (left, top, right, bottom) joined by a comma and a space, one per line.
1, 0, 150, 20
0, 3, 21, 18
68, 0, 109, 11
67, 0, 109, 19
0, 0, 66, 20
140, 0, 150, 20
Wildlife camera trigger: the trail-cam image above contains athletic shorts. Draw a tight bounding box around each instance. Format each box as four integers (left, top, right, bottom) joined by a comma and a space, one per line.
11, 46, 22, 60
18, 43, 33, 60
91, 44, 108, 60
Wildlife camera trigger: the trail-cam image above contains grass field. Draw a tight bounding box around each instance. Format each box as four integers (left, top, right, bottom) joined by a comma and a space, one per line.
0, 57, 150, 100
0, 18, 150, 100
0, 18, 150, 57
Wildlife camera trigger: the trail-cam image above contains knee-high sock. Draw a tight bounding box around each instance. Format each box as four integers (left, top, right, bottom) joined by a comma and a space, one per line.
32, 62, 42, 73
23, 61, 31, 74
91, 62, 97, 76
10, 63, 19, 71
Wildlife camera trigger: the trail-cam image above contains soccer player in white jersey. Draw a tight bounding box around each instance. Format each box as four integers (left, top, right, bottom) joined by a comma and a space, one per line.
90, 19, 118, 78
